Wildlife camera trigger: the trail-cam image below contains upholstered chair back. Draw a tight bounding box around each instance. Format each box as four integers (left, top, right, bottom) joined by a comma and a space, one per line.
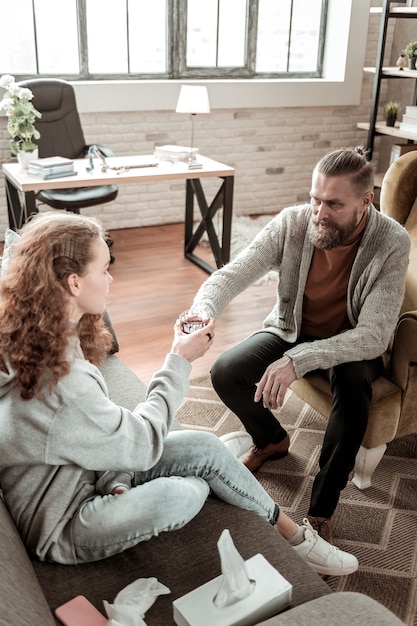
380, 150, 417, 314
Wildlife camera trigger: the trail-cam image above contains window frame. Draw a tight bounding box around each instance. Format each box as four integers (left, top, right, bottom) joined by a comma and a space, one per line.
0, 1, 371, 113
3, 0, 328, 82
174, 0, 328, 80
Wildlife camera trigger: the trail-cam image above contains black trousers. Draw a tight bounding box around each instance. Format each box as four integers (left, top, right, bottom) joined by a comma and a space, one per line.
211, 331, 383, 519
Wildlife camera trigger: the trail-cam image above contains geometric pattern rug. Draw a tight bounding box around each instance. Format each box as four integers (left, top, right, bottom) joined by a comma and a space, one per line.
176, 375, 417, 625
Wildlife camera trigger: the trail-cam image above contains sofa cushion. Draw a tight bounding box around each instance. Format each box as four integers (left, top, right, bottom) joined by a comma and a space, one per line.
32, 496, 331, 626
98, 354, 146, 406
99, 353, 182, 430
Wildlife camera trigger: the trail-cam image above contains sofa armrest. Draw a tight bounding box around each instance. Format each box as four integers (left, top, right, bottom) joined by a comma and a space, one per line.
256, 592, 405, 625
0, 498, 55, 626
390, 310, 417, 390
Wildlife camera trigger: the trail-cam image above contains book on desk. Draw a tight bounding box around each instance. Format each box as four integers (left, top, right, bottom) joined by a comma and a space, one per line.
28, 156, 75, 179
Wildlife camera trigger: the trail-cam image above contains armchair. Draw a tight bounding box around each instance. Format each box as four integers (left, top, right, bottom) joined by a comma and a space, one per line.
290, 150, 417, 489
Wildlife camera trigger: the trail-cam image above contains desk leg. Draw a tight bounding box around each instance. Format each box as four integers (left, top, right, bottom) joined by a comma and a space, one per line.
5, 179, 38, 231
184, 176, 234, 274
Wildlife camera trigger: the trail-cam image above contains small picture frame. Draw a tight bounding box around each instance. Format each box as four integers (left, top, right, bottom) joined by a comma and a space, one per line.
389, 143, 417, 166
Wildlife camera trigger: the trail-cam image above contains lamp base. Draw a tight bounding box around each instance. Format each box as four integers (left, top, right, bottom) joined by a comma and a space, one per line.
187, 158, 203, 169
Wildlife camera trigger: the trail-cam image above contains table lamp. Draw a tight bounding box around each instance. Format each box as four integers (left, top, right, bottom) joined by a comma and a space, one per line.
175, 85, 210, 169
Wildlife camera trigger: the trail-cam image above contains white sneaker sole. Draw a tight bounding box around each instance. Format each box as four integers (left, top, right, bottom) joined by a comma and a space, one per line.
219, 431, 253, 458
306, 560, 358, 577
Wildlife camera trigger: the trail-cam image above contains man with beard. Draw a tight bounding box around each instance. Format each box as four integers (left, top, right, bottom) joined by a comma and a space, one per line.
189, 146, 410, 543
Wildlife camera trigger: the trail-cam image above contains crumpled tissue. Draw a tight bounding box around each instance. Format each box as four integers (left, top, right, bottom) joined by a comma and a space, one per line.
103, 577, 171, 626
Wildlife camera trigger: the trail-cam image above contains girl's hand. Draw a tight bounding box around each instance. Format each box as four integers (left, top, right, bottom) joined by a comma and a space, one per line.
170, 318, 215, 363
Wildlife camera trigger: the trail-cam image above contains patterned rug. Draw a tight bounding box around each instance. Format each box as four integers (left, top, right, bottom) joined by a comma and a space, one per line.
176, 375, 417, 625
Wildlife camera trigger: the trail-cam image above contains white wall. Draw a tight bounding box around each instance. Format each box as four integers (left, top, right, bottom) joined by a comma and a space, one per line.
0, 0, 381, 241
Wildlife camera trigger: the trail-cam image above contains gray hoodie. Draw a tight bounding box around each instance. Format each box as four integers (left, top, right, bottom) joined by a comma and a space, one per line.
0, 337, 191, 563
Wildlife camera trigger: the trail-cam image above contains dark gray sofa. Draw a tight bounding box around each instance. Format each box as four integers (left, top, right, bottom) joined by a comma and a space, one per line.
1, 354, 405, 626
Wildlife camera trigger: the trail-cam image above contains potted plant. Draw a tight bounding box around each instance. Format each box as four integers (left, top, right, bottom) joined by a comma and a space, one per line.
0, 74, 41, 167
384, 101, 400, 127
403, 41, 417, 68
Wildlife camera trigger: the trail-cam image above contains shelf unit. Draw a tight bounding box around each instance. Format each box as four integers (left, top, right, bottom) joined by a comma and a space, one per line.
359, 1, 417, 161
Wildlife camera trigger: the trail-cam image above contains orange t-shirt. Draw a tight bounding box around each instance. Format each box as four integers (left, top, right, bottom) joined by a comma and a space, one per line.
301, 213, 367, 338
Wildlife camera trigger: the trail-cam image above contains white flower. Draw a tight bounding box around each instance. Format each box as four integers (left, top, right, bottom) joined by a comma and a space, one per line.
0, 73, 41, 155
0, 74, 15, 88
0, 97, 13, 112
18, 87, 34, 101
7, 82, 21, 96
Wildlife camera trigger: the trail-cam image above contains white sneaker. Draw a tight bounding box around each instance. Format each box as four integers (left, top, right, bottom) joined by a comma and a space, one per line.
219, 431, 253, 458
293, 519, 358, 576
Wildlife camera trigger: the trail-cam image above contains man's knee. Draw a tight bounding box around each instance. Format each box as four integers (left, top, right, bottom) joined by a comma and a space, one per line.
211, 350, 237, 392
330, 361, 379, 397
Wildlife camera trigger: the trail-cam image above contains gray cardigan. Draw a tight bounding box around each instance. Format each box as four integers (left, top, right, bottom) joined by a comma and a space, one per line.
192, 204, 410, 378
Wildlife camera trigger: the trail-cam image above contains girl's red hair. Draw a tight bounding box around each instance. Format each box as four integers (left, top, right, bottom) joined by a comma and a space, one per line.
0, 212, 113, 399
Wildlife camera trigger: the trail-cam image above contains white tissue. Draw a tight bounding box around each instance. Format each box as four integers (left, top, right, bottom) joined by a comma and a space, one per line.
214, 529, 255, 607
103, 578, 171, 626
173, 530, 293, 626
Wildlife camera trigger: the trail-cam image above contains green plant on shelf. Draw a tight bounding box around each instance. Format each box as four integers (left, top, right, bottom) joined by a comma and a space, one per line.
403, 41, 417, 68
384, 101, 400, 127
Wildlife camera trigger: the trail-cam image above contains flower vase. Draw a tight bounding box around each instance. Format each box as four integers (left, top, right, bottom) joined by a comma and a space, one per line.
17, 148, 38, 170
408, 57, 416, 70
386, 115, 397, 128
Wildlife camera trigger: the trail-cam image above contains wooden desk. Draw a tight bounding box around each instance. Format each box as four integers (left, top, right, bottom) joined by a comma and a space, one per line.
2, 154, 235, 274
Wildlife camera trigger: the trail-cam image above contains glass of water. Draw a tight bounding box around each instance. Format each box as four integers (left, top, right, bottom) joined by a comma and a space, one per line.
179, 308, 210, 333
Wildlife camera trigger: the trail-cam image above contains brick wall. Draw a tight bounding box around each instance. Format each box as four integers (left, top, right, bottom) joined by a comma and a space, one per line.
0, 5, 385, 241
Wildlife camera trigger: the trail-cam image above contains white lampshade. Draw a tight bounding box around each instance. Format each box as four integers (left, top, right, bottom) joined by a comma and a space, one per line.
175, 85, 210, 115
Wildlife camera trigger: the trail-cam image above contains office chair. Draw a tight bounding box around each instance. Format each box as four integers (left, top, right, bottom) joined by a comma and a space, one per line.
18, 78, 118, 259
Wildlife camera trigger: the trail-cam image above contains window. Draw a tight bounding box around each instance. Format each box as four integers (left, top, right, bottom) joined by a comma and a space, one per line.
0, 0, 327, 80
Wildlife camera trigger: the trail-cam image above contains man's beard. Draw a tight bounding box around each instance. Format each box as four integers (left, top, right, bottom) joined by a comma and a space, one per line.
308, 213, 359, 250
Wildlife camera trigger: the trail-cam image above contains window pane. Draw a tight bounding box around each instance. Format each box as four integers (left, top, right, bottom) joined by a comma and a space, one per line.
87, 0, 128, 73
187, 0, 217, 67
0, 0, 37, 73
289, 0, 322, 71
0, 0, 326, 79
218, 0, 246, 67
128, 0, 166, 73
35, 0, 79, 73
256, 0, 291, 72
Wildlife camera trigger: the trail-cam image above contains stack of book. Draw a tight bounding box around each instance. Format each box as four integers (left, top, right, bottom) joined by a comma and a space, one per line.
399, 106, 417, 135
28, 156, 76, 179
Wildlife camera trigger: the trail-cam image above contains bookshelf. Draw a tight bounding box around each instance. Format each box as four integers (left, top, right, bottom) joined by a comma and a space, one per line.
358, 0, 417, 183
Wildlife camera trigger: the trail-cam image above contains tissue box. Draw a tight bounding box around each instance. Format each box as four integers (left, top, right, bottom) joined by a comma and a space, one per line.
173, 554, 292, 626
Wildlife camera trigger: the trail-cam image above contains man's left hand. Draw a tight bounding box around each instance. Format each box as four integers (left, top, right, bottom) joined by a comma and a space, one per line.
254, 355, 296, 410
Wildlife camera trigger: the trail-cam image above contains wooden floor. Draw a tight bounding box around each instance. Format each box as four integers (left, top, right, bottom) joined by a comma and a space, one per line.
106, 223, 276, 384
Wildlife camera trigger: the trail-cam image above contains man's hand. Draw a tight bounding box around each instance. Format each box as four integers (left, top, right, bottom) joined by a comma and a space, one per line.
170, 318, 216, 363
254, 355, 296, 409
